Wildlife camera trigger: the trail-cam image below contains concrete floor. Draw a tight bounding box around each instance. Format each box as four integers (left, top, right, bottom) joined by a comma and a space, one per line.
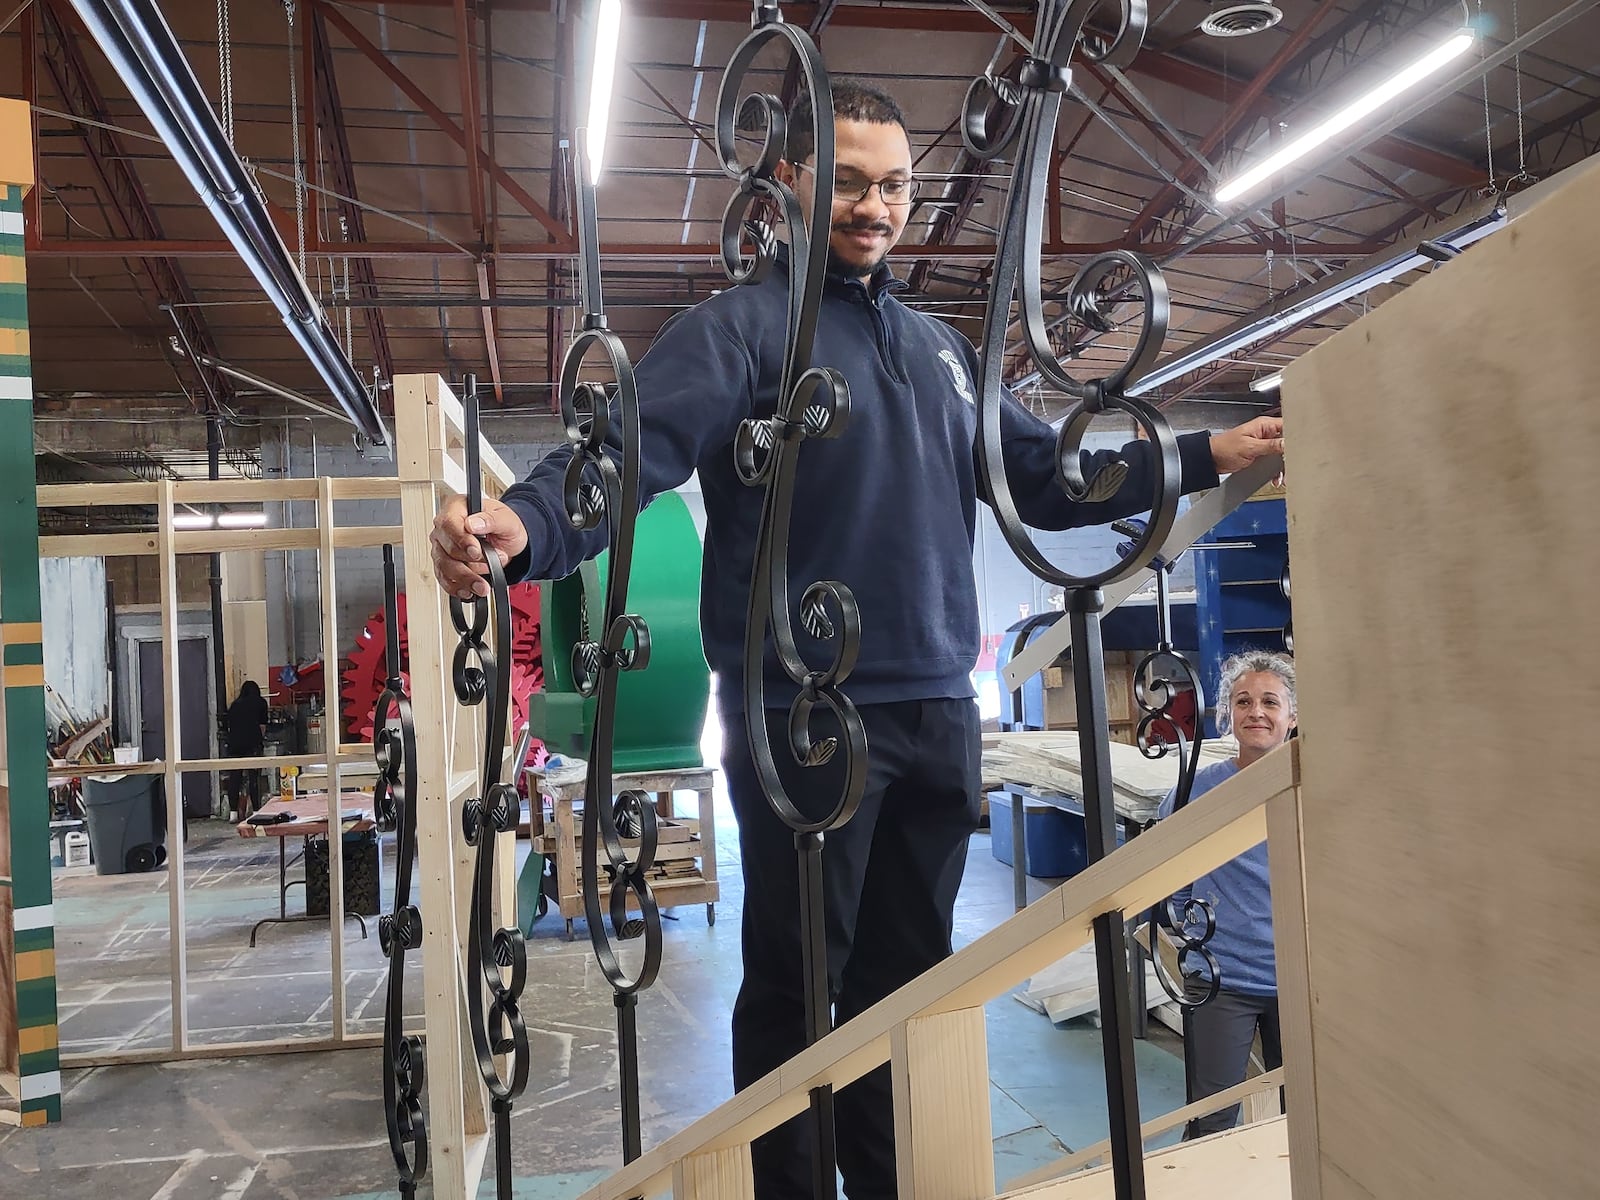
2, 761, 1188, 1200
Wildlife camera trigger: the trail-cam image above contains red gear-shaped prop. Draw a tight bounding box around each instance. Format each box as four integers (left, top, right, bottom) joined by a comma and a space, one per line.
340, 583, 545, 744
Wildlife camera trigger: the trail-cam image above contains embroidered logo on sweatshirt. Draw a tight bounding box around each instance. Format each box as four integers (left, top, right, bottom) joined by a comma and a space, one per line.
938, 348, 975, 405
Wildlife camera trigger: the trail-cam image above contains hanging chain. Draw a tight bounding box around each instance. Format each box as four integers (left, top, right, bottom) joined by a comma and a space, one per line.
284, 0, 307, 274
1478, 0, 1497, 192
1512, 0, 1529, 181
216, 0, 235, 145
342, 254, 354, 360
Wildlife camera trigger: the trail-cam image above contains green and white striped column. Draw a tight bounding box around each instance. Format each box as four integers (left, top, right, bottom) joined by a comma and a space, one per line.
1, 96, 59, 1127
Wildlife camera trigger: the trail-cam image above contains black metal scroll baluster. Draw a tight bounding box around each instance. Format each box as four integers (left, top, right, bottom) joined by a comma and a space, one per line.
964, 3, 1174, 1195
1110, 519, 1222, 1113
561, 138, 660, 1167
452, 376, 528, 1200
375, 544, 427, 1197
715, 6, 866, 1197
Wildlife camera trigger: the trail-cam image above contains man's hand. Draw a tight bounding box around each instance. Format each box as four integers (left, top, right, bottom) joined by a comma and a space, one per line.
430, 494, 530, 599
1209, 416, 1285, 475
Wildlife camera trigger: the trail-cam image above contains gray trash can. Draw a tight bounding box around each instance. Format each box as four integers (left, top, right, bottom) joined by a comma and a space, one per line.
82, 774, 168, 875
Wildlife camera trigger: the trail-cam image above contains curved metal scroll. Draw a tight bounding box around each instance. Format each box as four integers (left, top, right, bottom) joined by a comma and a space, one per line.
1280, 557, 1293, 651
1110, 520, 1221, 1011
965, 4, 1177, 1196
563, 138, 661, 1166
374, 544, 427, 1197
716, 11, 867, 831
964, 0, 1181, 591
715, 8, 865, 1194
452, 377, 529, 1200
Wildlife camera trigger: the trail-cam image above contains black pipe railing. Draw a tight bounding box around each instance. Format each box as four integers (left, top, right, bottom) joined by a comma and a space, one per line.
68, 0, 389, 444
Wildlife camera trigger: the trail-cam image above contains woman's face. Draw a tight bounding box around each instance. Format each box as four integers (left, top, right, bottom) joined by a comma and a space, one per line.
1229, 670, 1296, 758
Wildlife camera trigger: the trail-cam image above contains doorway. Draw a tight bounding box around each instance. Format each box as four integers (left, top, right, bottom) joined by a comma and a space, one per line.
138, 636, 215, 817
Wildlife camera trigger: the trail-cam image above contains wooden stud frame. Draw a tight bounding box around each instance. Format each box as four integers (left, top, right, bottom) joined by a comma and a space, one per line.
29, 473, 404, 1067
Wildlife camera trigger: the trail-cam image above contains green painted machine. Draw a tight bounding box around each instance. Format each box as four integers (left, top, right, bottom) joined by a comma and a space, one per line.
519, 491, 709, 933
527, 490, 710, 772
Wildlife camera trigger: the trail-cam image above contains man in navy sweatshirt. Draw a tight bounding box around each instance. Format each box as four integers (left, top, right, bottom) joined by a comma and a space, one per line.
432, 79, 1285, 1200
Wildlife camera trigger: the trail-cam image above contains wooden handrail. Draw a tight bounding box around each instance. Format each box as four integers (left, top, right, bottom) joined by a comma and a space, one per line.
578, 742, 1298, 1200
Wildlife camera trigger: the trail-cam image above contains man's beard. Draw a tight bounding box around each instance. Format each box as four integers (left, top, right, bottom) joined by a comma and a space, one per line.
827, 221, 894, 279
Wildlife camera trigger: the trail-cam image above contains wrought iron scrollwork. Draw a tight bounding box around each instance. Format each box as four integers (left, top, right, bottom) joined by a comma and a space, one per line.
563, 139, 661, 1165
374, 544, 427, 1197
715, 6, 865, 1194
966, 3, 1178, 1195
452, 376, 529, 1200
1280, 557, 1293, 651
962, 0, 1177, 594
1111, 521, 1222, 1013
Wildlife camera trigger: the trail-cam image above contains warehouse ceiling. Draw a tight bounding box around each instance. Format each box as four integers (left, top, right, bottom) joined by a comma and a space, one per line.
3, 0, 1599, 426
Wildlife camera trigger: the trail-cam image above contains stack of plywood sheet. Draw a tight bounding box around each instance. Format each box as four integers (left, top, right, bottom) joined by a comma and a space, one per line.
982, 730, 1238, 824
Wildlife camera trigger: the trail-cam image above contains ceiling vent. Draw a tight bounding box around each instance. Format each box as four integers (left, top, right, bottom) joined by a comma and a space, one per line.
1201, 3, 1284, 37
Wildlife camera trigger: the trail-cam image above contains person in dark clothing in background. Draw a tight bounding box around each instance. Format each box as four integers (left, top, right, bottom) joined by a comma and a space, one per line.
431, 80, 1285, 1200
223, 680, 270, 820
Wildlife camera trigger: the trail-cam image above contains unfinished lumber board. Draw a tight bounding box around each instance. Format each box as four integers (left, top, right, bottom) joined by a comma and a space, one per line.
673, 1146, 754, 1199
890, 1007, 994, 1200
1000, 1116, 1289, 1199
1283, 158, 1600, 1200
982, 733, 1237, 821
1016, 943, 1161, 1024
156, 481, 188, 1051
1006, 1068, 1287, 1189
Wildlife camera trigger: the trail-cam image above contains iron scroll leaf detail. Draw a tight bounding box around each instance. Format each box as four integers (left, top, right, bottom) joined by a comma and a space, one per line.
563, 139, 659, 1166
964, 0, 1181, 591
451, 377, 530, 1200
716, 3, 867, 838
374, 544, 427, 1196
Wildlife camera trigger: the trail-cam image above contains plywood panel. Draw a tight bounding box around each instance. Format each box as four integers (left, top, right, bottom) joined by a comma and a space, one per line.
1282, 161, 1600, 1200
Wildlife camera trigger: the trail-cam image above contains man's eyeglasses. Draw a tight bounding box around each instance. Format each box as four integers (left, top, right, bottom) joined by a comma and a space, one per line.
796, 163, 921, 206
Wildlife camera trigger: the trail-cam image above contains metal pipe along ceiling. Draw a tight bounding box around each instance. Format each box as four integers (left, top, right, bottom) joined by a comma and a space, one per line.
67, 0, 390, 445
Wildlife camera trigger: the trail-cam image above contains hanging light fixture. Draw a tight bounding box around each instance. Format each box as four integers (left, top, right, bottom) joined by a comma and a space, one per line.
1216, 28, 1476, 204
585, 0, 624, 185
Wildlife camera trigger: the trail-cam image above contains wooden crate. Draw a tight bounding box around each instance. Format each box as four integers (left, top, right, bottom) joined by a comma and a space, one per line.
1042, 651, 1138, 744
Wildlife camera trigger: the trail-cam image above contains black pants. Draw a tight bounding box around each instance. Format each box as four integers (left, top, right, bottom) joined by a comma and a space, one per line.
723, 699, 982, 1200
1183, 986, 1282, 1139
225, 767, 263, 814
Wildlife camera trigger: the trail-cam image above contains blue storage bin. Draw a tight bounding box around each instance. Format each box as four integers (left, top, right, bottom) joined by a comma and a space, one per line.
989, 792, 1088, 879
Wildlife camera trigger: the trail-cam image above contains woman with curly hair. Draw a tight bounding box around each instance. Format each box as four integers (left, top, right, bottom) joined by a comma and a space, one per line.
1157, 650, 1296, 1139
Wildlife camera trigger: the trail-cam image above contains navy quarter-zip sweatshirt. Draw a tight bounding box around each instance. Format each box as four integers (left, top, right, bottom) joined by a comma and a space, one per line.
501, 252, 1219, 716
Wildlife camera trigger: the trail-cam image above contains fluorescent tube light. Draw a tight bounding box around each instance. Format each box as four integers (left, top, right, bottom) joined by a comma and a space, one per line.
1124, 208, 1503, 398
1249, 372, 1284, 393
217, 511, 268, 528
1216, 29, 1475, 204
585, 0, 623, 184
172, 513, 214, 529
